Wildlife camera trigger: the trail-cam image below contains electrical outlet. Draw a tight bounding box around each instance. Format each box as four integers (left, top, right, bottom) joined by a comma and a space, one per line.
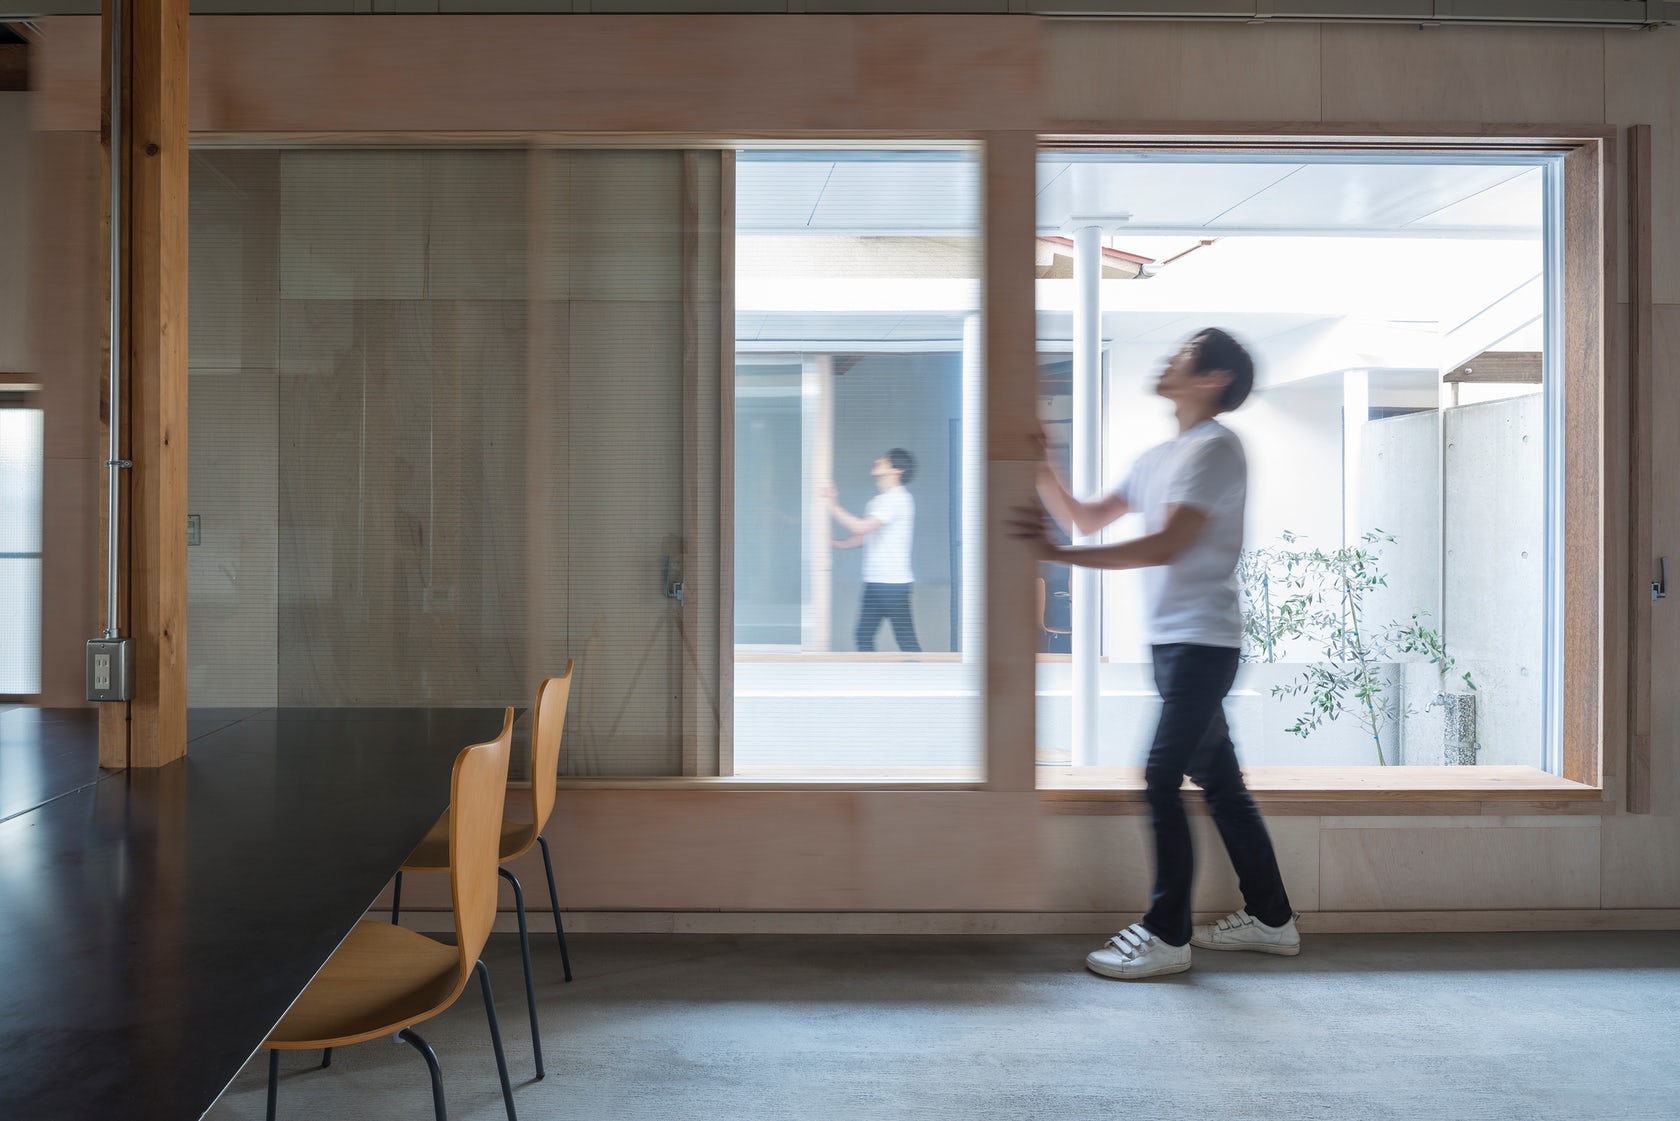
87, 638, 134, 702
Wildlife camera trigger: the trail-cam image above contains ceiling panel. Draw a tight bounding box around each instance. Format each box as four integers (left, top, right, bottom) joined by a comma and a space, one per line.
1210, 163, 1531, 231
735, 161, 835, 232
1036, 161, 1303, 232
808, 161, 980, 233
1407, 166, 1544, 231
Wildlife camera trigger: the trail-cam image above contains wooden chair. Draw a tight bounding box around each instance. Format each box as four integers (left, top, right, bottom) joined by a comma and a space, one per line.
1037, 577, 1071, 639
391, 663, 575, 1082
263, 709, 519, 1121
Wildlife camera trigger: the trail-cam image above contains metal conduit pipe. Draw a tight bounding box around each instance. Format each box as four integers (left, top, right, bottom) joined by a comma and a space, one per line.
104, 0, 124, 643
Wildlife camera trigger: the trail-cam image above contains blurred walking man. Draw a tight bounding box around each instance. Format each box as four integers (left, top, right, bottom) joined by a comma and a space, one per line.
1015, 328, 1298, 980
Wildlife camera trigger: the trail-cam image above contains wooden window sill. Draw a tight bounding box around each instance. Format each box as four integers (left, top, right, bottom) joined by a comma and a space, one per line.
551, 765, 1607, 813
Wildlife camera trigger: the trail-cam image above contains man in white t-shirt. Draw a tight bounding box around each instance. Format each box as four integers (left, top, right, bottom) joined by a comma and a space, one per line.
1017, 328, 1298, 980
826, 448, 920, 653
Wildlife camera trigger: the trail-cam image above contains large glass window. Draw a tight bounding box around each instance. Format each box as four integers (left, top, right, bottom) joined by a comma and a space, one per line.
731, 149, 984, 778
1034, 150, 1554, 774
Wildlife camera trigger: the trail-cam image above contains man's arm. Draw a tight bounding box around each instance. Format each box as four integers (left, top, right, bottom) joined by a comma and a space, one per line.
823, 486, 882, 536
831, 534, 866, 550
1037, 461, 1131, 537
1028, 504, 1210, 571
1035, 423, 1130, 536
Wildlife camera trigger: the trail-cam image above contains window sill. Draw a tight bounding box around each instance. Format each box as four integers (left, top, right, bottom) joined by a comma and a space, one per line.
550, 765, 1607, 813
1039, 765, 1609, 815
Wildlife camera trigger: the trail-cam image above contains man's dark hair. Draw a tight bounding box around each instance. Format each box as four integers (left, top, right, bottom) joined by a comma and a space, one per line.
886, 447, 917, 485
1192, 327, 1256, 412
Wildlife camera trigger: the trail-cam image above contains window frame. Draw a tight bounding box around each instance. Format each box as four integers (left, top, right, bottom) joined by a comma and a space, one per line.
1026, 125, 1618, 811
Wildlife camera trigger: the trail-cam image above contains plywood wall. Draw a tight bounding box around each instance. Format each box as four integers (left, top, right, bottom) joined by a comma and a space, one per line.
27, 14, 1680, 922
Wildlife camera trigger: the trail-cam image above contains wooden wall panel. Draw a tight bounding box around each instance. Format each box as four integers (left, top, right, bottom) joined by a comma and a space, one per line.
32, 132, 101, 706
1044, 20, 1321, 125
33, 15, 1040, 135
1602, 303, 1680, 908
1043, 813, 1320, 915
1318, 26, 1605, 126
1320, 819, 1600, 911
1606, 27, 1680, 305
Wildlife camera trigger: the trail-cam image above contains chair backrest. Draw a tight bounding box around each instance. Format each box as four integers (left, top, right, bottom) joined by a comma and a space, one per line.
527, 662, 575, 836
451, 707, 515, 973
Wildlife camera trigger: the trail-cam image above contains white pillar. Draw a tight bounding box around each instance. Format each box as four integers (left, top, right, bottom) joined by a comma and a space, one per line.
961, 314, 985, 664
802, 355, 834, 651
1071, 226, 1103, 768
1342, 368, 1370, 547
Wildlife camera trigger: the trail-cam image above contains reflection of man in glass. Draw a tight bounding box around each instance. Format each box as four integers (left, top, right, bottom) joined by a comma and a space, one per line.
1016, 328, 1297, 980
826, 448, 921, 653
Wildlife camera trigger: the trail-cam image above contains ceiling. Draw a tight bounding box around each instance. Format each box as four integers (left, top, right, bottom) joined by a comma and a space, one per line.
735, 152, 1545, 240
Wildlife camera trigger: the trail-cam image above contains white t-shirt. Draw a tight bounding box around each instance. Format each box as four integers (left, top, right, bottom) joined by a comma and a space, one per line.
863, 486, 915, 584
1117, 420, 1246, 648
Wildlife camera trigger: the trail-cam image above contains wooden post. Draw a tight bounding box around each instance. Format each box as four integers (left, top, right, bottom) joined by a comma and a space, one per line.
99, 0, 189, 768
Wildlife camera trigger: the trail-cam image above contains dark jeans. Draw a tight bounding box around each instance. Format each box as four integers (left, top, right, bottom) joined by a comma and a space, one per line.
1140, 643, 1293, 947
856, 583, 920, 652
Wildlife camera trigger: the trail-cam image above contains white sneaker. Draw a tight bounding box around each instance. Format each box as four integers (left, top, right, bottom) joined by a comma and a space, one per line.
1190, 909, 1301, 956
1085, 923, 1192, 980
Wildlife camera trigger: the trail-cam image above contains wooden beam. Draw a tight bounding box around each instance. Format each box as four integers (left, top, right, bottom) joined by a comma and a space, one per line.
1442, 351, 1542, 384
98, 0, 190, 769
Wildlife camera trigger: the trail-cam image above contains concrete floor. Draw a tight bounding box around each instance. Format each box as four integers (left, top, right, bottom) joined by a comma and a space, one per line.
208, 931, 1680, 1121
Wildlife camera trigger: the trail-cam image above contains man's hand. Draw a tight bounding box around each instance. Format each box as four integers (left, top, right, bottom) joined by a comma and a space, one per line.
1006, 503, 1062, 563
819, 484, 838, 511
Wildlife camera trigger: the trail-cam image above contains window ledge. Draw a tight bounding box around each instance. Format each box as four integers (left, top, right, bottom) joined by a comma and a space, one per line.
1039, 765, 1608, 814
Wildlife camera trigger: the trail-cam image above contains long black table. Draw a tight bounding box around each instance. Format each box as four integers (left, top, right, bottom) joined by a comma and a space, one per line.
0, 707, 507, 1121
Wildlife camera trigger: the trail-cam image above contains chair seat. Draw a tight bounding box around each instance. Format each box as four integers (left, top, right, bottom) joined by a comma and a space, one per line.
402, 815, 535, 873
266, 921, 462, 1050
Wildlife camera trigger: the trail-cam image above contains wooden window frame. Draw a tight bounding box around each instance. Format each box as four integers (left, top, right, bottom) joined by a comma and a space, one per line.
1030, 126, 1619, 814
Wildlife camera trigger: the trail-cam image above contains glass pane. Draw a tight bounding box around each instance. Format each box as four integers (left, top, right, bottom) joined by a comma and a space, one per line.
1035, 152, 1550, 773
188, 148, 721, 775
732, 149, 983, 778
0, 409, 41, 695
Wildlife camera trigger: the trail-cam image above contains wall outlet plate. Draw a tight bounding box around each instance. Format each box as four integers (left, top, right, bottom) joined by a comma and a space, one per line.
187, 514, 201, 546
86, 638, 134, 702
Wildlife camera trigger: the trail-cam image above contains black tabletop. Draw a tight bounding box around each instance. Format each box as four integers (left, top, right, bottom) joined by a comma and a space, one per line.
0, 707, 507, 1121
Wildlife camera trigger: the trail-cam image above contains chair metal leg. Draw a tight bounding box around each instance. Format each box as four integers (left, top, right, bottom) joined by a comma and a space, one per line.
536, 834, 573, 982
266, 1050, 278, 1121
396, 1027, 448, 1121
475, 959, 519, 1121
391, 870, 404, 925
319, 1048, 332, 1069
498, 867, 545, 1080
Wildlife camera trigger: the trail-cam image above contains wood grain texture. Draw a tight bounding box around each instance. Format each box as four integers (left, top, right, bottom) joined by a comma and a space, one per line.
1318, 25, 1604, 126
1562, 140, 1609, 789
1320, 821, 1601, 911
117, 0, 191, 766
1043, 20, 1320, 124
1606, 26, 1680, 305
34, 15, 1040, 134
32, 131, 102, 707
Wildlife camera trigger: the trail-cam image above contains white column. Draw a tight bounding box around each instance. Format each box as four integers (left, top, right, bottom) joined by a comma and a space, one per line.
1071, 226, 1103, 768
802, 355, 834, 651
1342, 368, 1370, 547
961, 313, 985, 664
